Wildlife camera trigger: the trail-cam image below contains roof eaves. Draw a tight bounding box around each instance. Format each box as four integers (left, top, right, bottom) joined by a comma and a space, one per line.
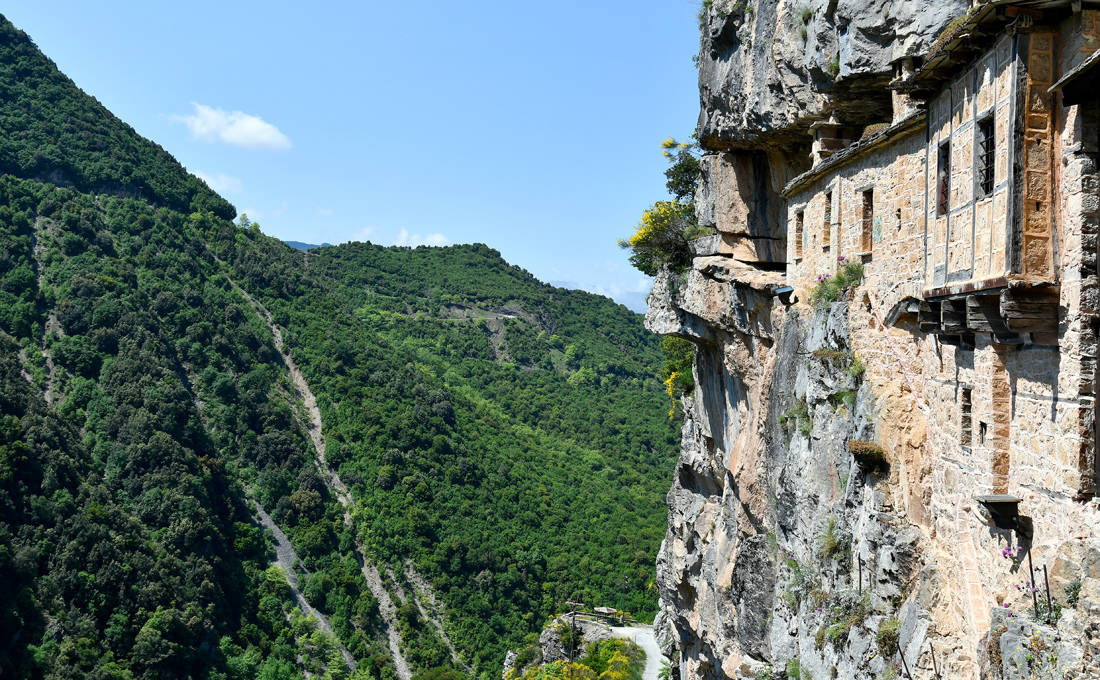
781, 112, 926, 197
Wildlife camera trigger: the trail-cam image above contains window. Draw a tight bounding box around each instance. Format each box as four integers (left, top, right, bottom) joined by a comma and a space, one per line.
961, 387, 973, 447
937, 142, 951, 215
860, 189, 874, 254
977, 115, 995, 198
794, 210, 804, 260
823, 191, 832, 249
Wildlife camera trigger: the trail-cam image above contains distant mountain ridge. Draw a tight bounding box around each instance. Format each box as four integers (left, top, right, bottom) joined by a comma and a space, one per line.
285, 240, 333, 251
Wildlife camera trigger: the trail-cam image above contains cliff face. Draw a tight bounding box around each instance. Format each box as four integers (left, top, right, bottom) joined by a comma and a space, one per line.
696, 0, 967, 150
650, 2, 1100, 678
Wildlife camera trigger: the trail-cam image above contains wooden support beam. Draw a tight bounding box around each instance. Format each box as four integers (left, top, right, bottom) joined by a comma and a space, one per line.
941, 299, 968, 333
1000, 287, 1059, 333
919, 301, 942, 334
967, 295, 1011, 334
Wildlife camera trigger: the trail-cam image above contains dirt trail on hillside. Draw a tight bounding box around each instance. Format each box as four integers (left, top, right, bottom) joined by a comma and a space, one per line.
230, 278, 413, 680
404, 560, 472, 673
609, 626, 661, 680
253, 501, 357, 671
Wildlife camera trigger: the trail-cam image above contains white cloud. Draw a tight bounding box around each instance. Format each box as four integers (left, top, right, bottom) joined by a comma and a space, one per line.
393, 227, 450, 247
174, 102, 291, 150
315, 206, 334, 217
238, 201, 287, 223
193, 171, 242, 194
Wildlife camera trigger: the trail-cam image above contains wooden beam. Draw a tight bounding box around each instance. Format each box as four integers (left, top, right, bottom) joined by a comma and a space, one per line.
1000, 287, 1059, 333
919, 301, 942, 334
941, 299, 968, 333
966, 294, 1010, 334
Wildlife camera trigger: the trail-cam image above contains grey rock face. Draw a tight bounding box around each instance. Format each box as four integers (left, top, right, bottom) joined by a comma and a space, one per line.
537, 615, 611, 666
695, 0, 967, 149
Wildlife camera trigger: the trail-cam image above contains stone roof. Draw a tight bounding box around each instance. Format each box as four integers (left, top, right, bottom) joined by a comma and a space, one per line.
781, 112, 925, 197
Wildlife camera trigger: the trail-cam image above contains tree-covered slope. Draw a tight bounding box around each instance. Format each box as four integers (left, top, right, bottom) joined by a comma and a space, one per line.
0, 18, 234, 219
0, 13, 677, 680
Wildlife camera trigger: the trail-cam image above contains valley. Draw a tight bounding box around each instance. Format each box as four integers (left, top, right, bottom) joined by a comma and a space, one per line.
0, 13, 679, 680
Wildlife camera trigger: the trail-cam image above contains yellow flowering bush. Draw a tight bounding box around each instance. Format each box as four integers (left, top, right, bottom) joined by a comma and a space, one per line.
620, 201, 696, 275
620, 137, 703, 275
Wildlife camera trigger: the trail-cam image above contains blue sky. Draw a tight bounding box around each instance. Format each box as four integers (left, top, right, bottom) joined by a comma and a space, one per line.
4, 1, 701, 311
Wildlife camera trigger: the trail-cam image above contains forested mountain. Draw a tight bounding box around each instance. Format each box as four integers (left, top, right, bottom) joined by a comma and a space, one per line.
0, 14, 676, 680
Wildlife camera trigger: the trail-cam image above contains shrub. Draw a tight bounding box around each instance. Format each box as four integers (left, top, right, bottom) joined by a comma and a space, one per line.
809, 258, 864, 309
660, 336, 695, 396
785, 658, 801, 679
811, 348, 847, 361
819, 518, 850, 563
779, 399, 812, 437
621, 201, 696, 276
847, 355, 865, 379
848, 440, 887, 470
830, 390, 857, 411
1065, 578, 1082, 607
817, 593, 871, 650
876, 617, 901, 655
622, 139, 701, 275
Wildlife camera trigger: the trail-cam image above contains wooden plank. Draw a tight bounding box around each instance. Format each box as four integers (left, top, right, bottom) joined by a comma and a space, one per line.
1000, 288, 1058, 333
941, 299, 968, 333
967, 295, 1010, 334
918, 301, 941, 334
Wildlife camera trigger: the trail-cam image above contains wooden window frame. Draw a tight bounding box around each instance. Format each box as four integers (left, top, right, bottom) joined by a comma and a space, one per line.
794, 210, 804, 260
937, 141, 951, 216
860, 188, 874, 255
976, 114, 995, 199
822, 191, 833, 250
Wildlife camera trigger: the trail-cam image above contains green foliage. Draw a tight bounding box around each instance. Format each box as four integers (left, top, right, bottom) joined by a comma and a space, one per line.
826, 54, 840, 77
819, 518, 850, 563
578, 638, 644, 680
847, 355, 865, 379
785, 658, 803, 680
779, 399, 812, 437
620, 201, 696, 276
0, 13, 680, 680
661, 138, 702, 203
876, 617, 901, 656
816, 593, 871, 650
659, 336, 695, 413
0, 17, 234, 220
1065, 579, 1082, 607
621, 139, 702, 276
809, 260, 864, 309
798, 6, 813, 41
779, 553, 819, 610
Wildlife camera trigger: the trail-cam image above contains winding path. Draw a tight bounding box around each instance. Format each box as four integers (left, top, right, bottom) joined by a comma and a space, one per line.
230, 277, 413, 680
609, 625, 662, 680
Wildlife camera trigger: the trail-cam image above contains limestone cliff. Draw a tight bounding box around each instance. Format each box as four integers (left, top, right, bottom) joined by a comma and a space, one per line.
649, 1, 1100, 678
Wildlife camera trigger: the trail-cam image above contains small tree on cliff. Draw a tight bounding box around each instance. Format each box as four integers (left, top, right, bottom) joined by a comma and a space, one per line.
619, 138, 704, 276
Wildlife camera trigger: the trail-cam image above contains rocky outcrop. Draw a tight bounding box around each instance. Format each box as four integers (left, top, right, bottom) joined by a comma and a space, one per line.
695, 0, 967, 150
502, 615, 613, 678
652, 3, 1100, 678
651, 272, 926, 678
